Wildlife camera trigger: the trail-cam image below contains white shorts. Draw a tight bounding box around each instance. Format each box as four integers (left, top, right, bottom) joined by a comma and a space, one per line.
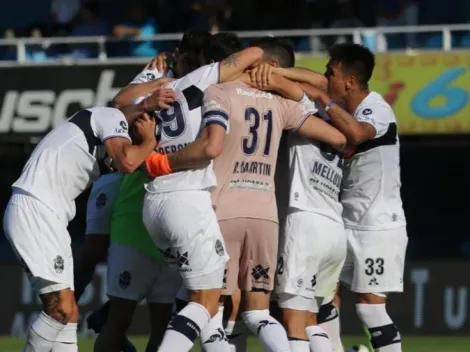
3, 190, 74, 294
276, 210, 346, 313
143, 190, 229, 290
107, 243, 182, 303
340, 227, 408, 294
86, 173, 124, 235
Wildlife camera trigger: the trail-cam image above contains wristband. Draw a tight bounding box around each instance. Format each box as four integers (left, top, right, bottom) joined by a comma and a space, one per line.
324, 99, 335, 112
145, 152, 172, 178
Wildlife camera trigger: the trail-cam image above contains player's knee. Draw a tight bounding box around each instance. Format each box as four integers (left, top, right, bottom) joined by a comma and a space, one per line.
317, 300, 339, 324
356, 292, 387, 304
41, 292, 76, 324
189, 289, 221, 317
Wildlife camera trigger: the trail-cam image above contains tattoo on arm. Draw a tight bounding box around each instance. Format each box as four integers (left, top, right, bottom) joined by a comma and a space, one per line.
222, 54, 239, 67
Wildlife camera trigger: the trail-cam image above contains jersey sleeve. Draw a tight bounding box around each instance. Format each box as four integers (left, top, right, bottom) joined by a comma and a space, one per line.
355, 104, 392, 138
187, 63, 220, 91
93, 108, 132, 143
282, 95, 318, 131
201, 85, 230, 130
129, 69, 163, 85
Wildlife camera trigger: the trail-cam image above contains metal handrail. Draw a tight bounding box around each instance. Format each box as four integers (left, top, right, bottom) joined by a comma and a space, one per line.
1, 23, 469, 63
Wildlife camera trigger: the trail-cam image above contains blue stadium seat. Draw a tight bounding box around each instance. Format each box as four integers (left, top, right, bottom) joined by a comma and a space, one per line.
295, 38, 311, 52
459, 33, 470, 48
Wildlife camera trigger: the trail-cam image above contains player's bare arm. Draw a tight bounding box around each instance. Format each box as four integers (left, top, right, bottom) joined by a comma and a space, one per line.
104, 113, 156, 173
275, 66, 328, 92
246, 65, 304, 102
113, 80, 176, 108
300, 83, 375, 145
218, 47, 264, 82
297, 115, 347, 152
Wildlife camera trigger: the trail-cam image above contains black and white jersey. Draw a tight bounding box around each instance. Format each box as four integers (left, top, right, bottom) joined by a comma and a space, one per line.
13, 107, 131, 222
341, 91, 406, 230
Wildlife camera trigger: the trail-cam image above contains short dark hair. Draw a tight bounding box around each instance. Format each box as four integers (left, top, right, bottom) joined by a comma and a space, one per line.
205, 32, 242, 62
327, 43, 375, 88
249, 36, 295, 68
177, 29, 211, 74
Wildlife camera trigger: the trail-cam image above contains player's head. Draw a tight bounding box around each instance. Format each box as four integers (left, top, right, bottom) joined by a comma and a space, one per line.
173, 29, 211, 77
204, 32, 242, 62
325, 43, 375, 101
249, 36, 295, 68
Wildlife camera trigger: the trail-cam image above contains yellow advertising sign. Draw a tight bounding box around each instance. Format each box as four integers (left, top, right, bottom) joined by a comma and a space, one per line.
296, 52, 470, 134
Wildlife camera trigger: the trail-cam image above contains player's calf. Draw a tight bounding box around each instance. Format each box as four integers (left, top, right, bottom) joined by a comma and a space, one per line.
242, 290, 291, 352
318, 300, 343, 352
355, 293, 402, 352
25, 289, 78, 352
280, 306, 310, 352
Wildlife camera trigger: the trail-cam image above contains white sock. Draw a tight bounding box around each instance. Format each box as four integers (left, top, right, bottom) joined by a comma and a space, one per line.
242, 309, 290, 352
320, 315, 343, 352
52, 323, 77, 351
158, 302, 210, 352
224, 320, 248, 352
200, 306, 230, 352
356, 304, 402, 352
288, 338, 310, 352
24, 312, 66, 352
306, 325, 333, 352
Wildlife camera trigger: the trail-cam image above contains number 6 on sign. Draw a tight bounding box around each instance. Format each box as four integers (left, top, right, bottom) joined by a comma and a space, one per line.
411, 68, 468, 119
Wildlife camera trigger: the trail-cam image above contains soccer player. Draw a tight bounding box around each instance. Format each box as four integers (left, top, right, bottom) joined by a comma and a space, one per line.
142, 45, 269, 351
1, 94, 170, 352
145, 37, 347, 352
96, 32, 245, 352
254, 65, 346, 352
301, 43, 407, 352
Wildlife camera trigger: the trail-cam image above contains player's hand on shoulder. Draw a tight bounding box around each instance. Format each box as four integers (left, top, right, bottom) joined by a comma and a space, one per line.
143, 88, 176, 110
250, 63, 273, 90
134, 113, 157, 145
299, 82, 323, 100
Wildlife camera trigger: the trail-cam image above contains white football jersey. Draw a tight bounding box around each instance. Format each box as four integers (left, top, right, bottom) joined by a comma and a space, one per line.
341, 91, 406, 230
144, 63, 224, 193
12, 107, 131, 222
287, 98, 344, 223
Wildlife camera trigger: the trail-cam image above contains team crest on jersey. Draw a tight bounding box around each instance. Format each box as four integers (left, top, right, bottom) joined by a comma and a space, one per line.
119, 271, 131, 289
54, 255, 64, 274
215, 239, 225, 256
362, 108, 373, 115
96, 193, 107, 209
146, 73, 156, 81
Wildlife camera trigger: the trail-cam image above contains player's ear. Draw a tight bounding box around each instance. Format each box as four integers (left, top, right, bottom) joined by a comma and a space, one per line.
270, 60, 279, 67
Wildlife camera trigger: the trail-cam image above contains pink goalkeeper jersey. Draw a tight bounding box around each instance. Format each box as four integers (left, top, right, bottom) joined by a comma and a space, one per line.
202, 82, 315, 223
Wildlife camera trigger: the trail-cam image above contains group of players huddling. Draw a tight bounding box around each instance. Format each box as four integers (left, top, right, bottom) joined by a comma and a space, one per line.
3, 29, 407, 352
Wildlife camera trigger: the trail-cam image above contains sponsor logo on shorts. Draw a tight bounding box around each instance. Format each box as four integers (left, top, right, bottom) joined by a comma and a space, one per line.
53, 255, 64, 274
368, 277, 379, 286
251, 264, 270, 284
297, 278, 304, 288
214, 239, 225, 256
277, 257, 284, 275
119, 271, 131, 289
177, 251, 192, 272
311, 275, 317, 288
96, 193, 107, 209
222, 269, 228, 289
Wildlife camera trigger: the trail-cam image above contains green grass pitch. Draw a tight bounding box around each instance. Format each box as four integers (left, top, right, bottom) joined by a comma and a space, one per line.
1, 335, 469, 351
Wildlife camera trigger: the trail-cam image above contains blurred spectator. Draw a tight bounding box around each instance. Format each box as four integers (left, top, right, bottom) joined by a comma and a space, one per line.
330, 0, 363, 28
50, 0, 82, 33
204, 0, 231, 33
26, 29, 49, 62
376, 0, 419, 48
70, 1, 107, 58
112, 2, 159, 57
